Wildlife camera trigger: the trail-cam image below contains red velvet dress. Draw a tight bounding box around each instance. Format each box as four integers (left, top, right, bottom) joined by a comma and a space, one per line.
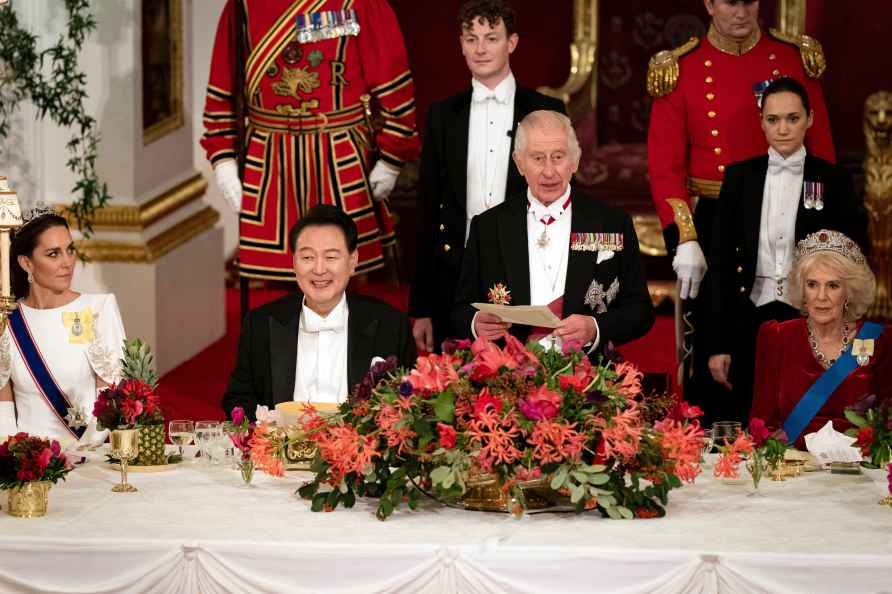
751, 318, 891, 447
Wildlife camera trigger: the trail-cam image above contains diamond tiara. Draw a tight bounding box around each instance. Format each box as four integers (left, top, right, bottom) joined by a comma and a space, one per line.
794, 229, 866, 266
18, 202, 62, 231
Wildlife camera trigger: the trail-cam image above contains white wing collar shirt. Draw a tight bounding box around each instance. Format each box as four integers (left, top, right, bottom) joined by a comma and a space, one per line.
466, 72, 516, 241
294, 293, 349, 404
527, 186, 572, 306
751, 145, 806, 307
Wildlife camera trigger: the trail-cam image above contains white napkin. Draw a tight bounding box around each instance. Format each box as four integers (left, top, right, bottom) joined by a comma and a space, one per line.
804, 420, 862, 466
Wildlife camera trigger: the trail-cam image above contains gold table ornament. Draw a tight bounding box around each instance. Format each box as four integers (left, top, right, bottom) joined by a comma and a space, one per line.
0, 176, 23, 334
275, 401, 339, 471
6, 481, 51, 518
110, 429, 140, 492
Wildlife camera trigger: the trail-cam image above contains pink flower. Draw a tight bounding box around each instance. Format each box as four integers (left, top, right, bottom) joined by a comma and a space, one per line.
231, 406, 246, 426
37, 448, 53, 471
437, 423, 457, 449
470, 337, 519, 380
407, 353, 460, 393
886, 463, 892, 496
747, 417, 770, 448
518, 385, 563, 421
120, 399, 144, 425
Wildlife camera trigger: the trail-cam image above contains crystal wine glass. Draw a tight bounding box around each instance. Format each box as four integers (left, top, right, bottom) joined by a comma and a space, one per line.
168, 420, 194, 460
194, 421, 220, 464
711, 421, 742, 448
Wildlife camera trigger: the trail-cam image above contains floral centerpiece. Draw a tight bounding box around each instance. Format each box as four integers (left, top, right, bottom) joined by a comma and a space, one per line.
845, 394, 892, 469
95, 339, 169, 465
0, 433, 73, 517
252, 336, 704, 519
713, 418, 788, 488
224, 406, 255, 484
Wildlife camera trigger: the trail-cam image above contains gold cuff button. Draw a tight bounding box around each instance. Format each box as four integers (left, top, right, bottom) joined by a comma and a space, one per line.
708, 111, 717, 118
705, 76, 714, 84
772, 69, 781, 76
714, 147, 722, 155
769, 53, 777, 60
443, 244, 451, 252
711, 129, 719, 137
704, 60, 713, 67
718, 164, 725, 172
706, 93, 715, 101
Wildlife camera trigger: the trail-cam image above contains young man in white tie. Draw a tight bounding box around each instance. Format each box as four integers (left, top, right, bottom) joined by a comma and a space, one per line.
452, 110, 653, 357
707, 77, 868, 424
409, 0, 565, 354
223, 205, 416, 419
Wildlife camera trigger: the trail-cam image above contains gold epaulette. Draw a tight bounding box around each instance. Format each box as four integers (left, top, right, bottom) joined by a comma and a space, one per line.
647, 37, 699, 98
768, 28, 826, 79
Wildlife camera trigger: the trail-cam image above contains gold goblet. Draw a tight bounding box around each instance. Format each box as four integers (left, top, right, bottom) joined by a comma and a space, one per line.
110, 428, 140, 492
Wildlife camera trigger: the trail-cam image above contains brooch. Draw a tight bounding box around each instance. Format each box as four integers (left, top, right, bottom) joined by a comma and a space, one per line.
584, 277, 620, 314
62, 308, 95, 344
487, 283, 512, 305
853, 338, 874, 366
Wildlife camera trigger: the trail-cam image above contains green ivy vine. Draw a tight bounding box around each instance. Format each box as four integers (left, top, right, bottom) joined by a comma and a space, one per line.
0, 0, 109, 236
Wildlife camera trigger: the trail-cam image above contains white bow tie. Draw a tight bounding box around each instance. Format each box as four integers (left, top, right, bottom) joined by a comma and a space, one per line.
472, 89, 505, 104
768, 154, 804, 175
301, 311, 346, 334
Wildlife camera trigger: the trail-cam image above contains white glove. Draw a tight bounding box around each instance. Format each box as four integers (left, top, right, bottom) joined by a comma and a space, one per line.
368, 161, 400, 201
0, 401, 17, 439
673, 240, 707, 300
214, 160, 243, 212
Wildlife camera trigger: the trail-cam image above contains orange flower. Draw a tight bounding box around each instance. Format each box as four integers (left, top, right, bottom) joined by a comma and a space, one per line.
527, 421, 587, 464
656, 419, 703, 483
613, 361, 643, 399
249, 423, 285, 477
465, 410, 523, 471
407, 353, 460, 393
315, 425, 380, 485
590, 402, 642, 462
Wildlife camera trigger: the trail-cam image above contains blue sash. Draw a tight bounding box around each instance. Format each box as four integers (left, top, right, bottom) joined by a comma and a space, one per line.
8, 308, 85, 440
783, 321, 884, 443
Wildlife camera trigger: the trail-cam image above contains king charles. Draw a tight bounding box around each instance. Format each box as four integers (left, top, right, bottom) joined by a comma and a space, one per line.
452, 110, 654, 354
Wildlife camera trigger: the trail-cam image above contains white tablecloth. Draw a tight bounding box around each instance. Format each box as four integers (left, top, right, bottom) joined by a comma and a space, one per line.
1, 451, 891, 594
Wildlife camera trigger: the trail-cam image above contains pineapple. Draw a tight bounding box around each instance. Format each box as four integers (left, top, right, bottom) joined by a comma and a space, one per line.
121, 339, 166, 465
121, 338, 159, 389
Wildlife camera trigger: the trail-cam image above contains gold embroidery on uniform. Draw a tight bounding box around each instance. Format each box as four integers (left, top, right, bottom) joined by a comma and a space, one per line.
272, 67, 321, 98
666, 198, 698, 243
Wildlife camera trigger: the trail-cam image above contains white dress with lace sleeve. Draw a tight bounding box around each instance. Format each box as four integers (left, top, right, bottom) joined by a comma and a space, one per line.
0, 293, 126, 447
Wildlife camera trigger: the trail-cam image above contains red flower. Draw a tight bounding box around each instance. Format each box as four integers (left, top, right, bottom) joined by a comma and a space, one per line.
473, 387, 503, 419
669, 399, 703, 421
470, 338, 518, 380
747, 417, 770, 448
559, 374, 587, 392
437, 423, 457, 449
855, 426, 875, 455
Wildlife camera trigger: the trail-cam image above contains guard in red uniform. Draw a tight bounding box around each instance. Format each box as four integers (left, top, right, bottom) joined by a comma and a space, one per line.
201, 0, 419, 280
646, 0, 833, 420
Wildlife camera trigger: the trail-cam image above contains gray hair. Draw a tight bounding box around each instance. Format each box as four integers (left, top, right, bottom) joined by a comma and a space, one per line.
789, 250, 877, 322
513, 110, 581, 164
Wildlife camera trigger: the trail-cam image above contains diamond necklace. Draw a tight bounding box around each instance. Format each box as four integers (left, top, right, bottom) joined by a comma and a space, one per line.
807, 318, 850, 369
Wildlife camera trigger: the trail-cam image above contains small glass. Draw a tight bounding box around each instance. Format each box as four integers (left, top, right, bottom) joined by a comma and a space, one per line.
700, 428, 715, 464
194, 421, 220, 464
712, 421, 742, 448
168, 420, 195, 460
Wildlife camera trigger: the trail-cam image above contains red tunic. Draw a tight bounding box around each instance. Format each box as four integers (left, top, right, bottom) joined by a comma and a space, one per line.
648, 30, 835, 230
751, 318, 891, 447
201, 0, 419, 279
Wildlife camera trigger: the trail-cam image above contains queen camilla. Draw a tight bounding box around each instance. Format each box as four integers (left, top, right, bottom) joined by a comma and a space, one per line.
751, 229, 889, 446
0, 210, 125, 446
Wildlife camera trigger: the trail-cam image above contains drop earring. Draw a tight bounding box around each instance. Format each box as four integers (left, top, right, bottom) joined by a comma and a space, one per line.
27, 271, 33, 284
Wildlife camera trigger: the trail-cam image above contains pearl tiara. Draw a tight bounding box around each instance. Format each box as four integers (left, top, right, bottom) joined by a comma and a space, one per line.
794, 229, 866, 266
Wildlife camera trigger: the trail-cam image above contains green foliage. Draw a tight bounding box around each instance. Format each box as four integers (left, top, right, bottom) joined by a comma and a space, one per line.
0, 0, 110, 236
121, 338, 159, 390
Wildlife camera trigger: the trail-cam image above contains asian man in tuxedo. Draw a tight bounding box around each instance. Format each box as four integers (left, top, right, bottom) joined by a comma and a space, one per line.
223, 205, 416, 418
409, 0, 566, 353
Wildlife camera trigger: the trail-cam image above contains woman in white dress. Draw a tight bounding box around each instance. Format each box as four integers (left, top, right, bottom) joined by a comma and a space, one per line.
0, 211, 125, 447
